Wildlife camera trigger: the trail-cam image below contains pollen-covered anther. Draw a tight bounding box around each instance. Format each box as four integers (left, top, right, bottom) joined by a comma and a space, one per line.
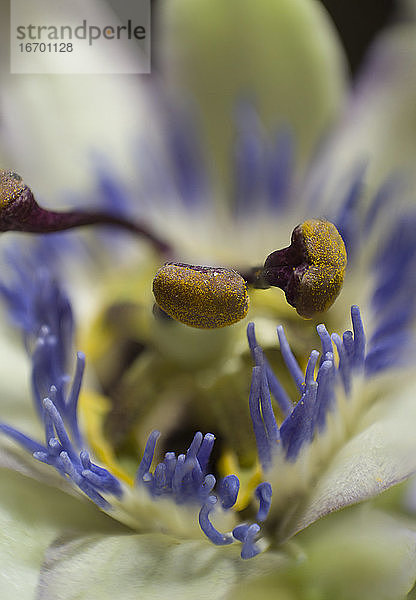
262, 219, 347, 318
152, 263, 249, 328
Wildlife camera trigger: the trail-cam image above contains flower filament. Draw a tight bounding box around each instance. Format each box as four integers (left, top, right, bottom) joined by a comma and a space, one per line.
0, 169, 171, 254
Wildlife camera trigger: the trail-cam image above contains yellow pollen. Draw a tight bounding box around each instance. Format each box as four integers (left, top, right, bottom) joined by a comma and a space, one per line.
296, 219, 347, 318
153, 263, 250, 328
0, 170, 25, 209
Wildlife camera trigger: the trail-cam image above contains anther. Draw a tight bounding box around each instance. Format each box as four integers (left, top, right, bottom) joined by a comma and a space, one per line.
262, 219, 347, 318
152, 263, 249, 328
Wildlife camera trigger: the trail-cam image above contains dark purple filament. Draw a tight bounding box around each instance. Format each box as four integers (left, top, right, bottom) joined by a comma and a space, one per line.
0, 171, 171, 256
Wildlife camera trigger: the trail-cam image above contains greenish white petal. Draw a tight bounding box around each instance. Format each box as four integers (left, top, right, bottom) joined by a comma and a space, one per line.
312, 22, 416, 206
0, 468, 125, 600
0, 0, 154, 198
36, 530, 286, 600
287, 374, 416, 536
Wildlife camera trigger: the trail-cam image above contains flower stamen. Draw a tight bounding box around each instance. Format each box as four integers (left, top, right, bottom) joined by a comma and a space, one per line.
0, 169, 171, 255
152, 263, 249, 328
262, 219, 347, 318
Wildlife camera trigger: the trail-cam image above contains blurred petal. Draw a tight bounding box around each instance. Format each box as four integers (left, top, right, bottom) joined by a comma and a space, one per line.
0, 0, 154, 199
0, 468, 124, 599
310, 22, 416, 202
158, 0, 347, 190
37, 530, 286, 600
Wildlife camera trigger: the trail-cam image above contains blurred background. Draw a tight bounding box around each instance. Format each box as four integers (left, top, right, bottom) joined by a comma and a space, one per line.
301, 0, 399, 75
151, 0, 402, 75
0, 0, 407, 76
0, 0, 412, 204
